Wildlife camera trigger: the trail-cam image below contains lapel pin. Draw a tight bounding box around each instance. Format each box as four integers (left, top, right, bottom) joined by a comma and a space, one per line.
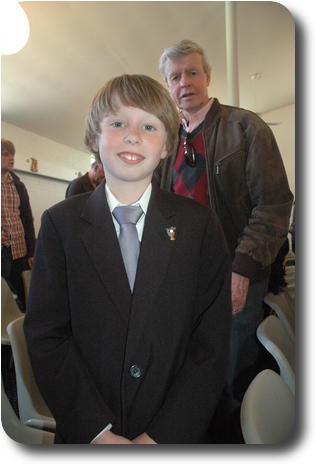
166, 227, 176, 241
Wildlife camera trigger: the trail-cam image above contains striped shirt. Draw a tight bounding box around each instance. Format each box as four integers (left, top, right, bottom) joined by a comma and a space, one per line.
1, 173, 27, 259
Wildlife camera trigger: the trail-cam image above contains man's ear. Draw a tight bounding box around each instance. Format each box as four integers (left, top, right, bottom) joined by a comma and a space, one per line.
206, 70, 211, 87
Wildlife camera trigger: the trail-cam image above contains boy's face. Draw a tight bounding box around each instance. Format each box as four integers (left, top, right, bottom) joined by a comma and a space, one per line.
93, 104, 168, 189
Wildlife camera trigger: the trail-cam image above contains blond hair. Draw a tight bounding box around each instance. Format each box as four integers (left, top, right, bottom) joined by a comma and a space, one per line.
85, 74, 179, 162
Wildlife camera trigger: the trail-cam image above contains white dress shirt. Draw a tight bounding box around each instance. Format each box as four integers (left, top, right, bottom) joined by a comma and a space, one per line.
106, 182, 152, 241
180, 98, 214, 133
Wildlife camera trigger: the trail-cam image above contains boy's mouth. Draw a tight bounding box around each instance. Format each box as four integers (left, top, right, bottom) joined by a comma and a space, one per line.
119, 152, 144, 163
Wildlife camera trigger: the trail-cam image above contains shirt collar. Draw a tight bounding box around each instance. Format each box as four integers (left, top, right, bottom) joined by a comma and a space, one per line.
2, 173, 14, 185
180, 98, 214, 133
105, 183, 152, 215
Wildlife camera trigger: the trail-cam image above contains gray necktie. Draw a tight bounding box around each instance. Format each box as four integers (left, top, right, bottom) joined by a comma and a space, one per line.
113, 205, 143, 291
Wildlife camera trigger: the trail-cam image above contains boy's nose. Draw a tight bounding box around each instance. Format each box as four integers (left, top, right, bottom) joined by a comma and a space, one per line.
124, 127, 141, 144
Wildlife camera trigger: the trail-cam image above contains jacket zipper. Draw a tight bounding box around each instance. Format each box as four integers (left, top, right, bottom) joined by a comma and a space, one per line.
216, 162, 222, 175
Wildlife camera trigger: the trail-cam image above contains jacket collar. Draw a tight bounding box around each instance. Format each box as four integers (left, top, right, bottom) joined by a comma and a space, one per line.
79, 182, 177, 325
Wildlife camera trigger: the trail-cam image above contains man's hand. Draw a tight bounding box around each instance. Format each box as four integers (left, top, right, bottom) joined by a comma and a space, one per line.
231, 272, 249, 315
132, 432, 157, 444
28, 257, 34, 269
91, 430, 133, 444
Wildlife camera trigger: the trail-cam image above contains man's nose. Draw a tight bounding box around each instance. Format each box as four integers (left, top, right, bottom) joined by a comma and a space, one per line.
180, 73, 190, 86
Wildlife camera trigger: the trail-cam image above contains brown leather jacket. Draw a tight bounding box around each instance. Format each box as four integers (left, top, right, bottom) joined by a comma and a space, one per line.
155, 98, 293, 283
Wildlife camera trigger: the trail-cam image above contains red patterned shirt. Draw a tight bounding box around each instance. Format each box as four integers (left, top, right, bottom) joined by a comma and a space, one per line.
1, 173, 27, 259
173, 123, 208, 207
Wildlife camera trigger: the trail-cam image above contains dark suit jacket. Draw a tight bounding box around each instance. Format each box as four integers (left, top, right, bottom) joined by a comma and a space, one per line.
24, 182, 232, 444
65, 172, 94, 198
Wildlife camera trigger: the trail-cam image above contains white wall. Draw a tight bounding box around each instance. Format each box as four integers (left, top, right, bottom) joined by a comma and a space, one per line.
1, 121, 91, 235
2, 104, 295, 236
261, 103, 295, 197
13, 171, 70, 237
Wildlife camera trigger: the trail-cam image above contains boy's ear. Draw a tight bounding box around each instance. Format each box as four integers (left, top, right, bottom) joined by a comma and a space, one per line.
160, 143, 169, 160
90, 136, 99, 153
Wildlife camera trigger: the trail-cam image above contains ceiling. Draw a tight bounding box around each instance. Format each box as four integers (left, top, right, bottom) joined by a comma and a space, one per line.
1, 1, 295, 154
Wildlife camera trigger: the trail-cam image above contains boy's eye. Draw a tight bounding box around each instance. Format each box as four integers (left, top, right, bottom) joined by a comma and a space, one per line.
143, 125, 155, 131
112, 122, 124, 127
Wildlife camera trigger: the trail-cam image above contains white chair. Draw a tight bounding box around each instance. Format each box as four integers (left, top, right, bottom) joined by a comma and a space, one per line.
1, 277, 23, 346
263, 292, 295, 341
1, 377, 54, 444
284, 250, 295, 266
284, 264, 295, 300
22, 270, 32, 305
284, 286, 295, 305
6, 316, 56, 431
240, 369, 295, 444
257, 315, 295, 395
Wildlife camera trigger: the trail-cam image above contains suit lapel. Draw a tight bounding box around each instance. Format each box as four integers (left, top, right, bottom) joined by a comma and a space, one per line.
80, 184, 132, 324
130, 186, 178, 330
79, 184, 178, 327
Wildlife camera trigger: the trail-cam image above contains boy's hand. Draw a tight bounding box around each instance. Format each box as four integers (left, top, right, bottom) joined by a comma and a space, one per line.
91, 430, 133, 444
132, 432, 157, 444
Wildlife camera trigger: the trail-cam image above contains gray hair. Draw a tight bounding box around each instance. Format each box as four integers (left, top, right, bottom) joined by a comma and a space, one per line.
159, 39, 211, 81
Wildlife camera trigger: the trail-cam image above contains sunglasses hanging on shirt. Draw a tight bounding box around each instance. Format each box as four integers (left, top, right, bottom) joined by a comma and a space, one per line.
183, 135, 196, 167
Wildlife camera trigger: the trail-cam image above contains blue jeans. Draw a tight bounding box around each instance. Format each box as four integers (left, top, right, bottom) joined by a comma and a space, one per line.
225, 278, 269, 406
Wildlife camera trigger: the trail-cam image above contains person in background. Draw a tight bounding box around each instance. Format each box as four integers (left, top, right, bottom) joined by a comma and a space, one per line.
156, 39, 293, 423
24, 74, 231, 444
1, 138, 36, 311
65, 160, 105, 198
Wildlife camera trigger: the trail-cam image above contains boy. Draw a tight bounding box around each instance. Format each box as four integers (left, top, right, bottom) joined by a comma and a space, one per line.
24, 74, 231, 444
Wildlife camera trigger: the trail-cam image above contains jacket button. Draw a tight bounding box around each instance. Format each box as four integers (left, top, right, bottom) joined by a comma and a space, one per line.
129, 365, 142, 378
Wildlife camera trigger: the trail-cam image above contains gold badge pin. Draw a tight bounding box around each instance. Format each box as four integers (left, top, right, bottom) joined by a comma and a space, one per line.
166, 227, 176, 241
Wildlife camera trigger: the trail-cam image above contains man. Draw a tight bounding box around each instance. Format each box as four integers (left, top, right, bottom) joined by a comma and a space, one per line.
156, 39, 293, 414
65, 161, 105, 198
1, 138, 36, 310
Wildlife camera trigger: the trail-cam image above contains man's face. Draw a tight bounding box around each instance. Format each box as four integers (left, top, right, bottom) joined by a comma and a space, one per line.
92, 166, 105, 186
1, 149, 15, 175
165, 52, 210, 116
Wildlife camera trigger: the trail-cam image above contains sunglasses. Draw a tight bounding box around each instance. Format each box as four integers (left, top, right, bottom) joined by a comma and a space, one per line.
183, 135, 196, 167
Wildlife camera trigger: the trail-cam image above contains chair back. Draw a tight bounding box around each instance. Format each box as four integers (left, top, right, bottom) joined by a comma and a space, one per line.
1, 277, 23, 345
264, 292, 295, 341
241, 369, 295, 444
6, 316, 56, 430
1, 376, 54, 444
22, 270, 32, 305
257, 315, 295, 395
